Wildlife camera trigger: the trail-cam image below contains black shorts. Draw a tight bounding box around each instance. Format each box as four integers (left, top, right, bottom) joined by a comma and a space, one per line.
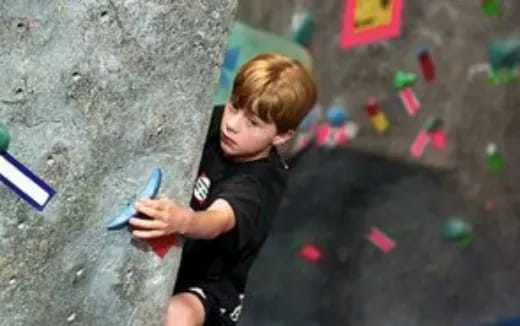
181, 286, 243, 326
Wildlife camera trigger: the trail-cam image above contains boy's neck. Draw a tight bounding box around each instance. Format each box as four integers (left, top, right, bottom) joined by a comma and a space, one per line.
227, 145, 274, 163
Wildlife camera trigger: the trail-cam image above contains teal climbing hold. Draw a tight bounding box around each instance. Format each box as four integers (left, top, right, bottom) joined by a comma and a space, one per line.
441, 217, 473, 248
0, 122, 10, 153
289, 12, 315, 48
488, 39, 520, 71
213, 21, 313, 106
488, 39, 520, 86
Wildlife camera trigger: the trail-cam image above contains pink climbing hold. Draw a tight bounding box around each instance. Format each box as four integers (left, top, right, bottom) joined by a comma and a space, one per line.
399, 88, 421, 116
367, 227, 396, 253
316, 123, 332, 146
299, 243, 324, 263
335, 126, 348, 144
430, 129, 447, 150
411, 130, 431, 158
315, 122, 358, 148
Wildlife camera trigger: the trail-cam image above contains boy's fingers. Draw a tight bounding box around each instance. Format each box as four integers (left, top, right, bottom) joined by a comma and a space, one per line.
138, 198, 158, 207
135, 203, 165, 220
139, 197, 171, 211
129, 217, 165, 230
157, 197, 172, 209
132, 229, 166, 239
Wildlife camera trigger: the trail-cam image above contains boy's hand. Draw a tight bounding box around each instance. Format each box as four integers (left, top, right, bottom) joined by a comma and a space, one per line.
129, 196, 192, 239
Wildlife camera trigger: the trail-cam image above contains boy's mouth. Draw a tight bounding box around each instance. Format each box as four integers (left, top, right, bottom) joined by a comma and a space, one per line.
221, 132, 236, 146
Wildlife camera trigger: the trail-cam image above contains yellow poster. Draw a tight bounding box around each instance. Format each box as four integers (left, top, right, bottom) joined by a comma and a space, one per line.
354, 0, 394, 32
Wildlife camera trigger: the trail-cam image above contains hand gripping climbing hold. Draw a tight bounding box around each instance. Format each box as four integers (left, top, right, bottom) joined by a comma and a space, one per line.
106, 168, 162, 230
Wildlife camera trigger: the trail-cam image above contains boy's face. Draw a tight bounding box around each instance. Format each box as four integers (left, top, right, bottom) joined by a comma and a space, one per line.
220, 102, 293, 162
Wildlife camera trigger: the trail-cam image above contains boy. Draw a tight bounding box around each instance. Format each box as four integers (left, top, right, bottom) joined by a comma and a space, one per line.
129, 53, 317, 326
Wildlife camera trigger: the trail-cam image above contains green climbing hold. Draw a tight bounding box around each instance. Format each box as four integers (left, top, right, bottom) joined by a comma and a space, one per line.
424, 118, 443, 132
394, 71, 417, 90
488, 70, 501, 85
488, 68, 519, 86
482, 0, 500, 17
486, 142, 504, 174
504, 69, 519, 85
441, 217, 473, 248
0, 122, 10, 153
455, 233, 473, 248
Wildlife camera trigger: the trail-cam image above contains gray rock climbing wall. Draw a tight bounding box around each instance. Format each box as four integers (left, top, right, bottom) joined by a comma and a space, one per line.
0, 1, 236, 325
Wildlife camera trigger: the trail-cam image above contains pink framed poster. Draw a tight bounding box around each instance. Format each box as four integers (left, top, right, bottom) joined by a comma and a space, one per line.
340, 0, 404, 49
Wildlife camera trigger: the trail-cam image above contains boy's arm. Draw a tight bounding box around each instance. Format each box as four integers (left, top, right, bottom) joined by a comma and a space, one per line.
129, 197, 237, 240
183, 199, 236, 239
130, 175, 261, 243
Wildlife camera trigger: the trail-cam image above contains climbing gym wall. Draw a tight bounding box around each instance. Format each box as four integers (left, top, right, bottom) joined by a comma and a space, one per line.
0, 1, 236, 325
236, 0, 520, 325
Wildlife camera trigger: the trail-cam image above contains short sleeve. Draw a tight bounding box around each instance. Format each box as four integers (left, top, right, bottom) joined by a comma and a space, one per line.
213, 174, 262, 252
206, 105, 225, 139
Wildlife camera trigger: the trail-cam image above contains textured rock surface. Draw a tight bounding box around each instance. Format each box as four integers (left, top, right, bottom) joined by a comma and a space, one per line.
0, 1, 236, 325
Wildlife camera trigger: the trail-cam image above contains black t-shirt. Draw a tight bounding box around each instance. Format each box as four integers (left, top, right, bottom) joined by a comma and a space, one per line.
173, 105, 289, 310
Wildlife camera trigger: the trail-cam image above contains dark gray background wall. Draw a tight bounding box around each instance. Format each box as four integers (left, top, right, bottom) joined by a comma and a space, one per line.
236, 1, 520, 325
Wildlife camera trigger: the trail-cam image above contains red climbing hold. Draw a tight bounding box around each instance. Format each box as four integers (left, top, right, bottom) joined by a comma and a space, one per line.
146, 235, 180, 259
418, 49, 436, 82
299, 243, 324, 263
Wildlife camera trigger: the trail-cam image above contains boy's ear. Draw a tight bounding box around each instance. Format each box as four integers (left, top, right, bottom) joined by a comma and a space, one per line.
272, 129, 295, 147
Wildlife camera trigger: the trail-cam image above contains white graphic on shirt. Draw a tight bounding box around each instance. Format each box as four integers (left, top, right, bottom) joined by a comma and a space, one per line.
193, 173, 210, 204
188, 287, 207, 300
229, 294, 245, 322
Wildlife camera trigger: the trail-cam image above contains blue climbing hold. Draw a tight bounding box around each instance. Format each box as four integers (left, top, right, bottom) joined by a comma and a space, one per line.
219, 46, 241, 87
106, 168, 163, 230
326, 106, 349, 127
219, 72, 230, 87
223, 46, 240, 71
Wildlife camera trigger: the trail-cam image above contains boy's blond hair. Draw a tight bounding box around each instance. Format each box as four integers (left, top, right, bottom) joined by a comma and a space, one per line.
230, 53, 318, 133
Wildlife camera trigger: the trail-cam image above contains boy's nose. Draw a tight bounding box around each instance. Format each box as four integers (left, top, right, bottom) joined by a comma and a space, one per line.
226, 115, 240, 133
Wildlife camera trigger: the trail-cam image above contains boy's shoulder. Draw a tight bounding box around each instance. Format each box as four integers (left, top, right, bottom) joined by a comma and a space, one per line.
206, 105, 225, 139
229, 150, 289, 191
